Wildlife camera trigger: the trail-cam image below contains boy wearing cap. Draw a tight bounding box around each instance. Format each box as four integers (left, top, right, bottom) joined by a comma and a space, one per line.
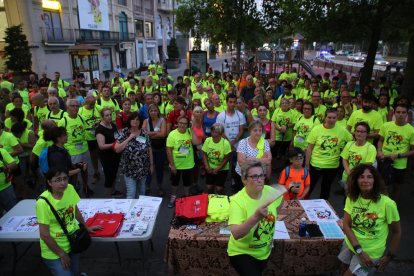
278, 148, 310, 200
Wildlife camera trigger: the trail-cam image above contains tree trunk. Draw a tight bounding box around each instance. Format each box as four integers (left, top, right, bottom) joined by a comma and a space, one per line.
236, 40, 241, 73
360, 27, 382, 88
401, 34, 414, 99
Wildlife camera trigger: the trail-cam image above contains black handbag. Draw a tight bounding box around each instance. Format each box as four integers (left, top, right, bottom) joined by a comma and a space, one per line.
38, 196, 92, 254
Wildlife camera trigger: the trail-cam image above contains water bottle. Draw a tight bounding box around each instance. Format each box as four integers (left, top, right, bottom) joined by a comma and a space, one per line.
299, 217, 307, 237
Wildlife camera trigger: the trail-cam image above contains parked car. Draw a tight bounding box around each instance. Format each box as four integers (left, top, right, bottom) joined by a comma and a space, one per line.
319, 51, 335, 61
375, 54, 390, 66
347, 52, 365, 62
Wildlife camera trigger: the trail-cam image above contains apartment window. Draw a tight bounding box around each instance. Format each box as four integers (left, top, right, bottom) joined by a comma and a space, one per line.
118, 0, 127, 5
145, 21, 153, 38
135, 20, 144, 37
42, 10, 63, 40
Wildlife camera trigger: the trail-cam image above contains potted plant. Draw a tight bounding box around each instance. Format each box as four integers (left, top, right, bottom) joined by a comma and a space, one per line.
166, 38, 180, 69
3, 25, 33, 82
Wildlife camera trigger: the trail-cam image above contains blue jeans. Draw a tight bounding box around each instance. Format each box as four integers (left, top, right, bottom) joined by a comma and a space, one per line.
146, 149, 165, 190
0, 185, 17, 211
43, 253, 80, 276
124, 176, 146, 199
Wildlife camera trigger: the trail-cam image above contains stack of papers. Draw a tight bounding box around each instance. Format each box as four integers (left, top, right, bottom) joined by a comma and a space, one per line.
0, 216, 38, 233
299, 200, 339, 222
317, 222, 344, 239
273, 221, 290, 240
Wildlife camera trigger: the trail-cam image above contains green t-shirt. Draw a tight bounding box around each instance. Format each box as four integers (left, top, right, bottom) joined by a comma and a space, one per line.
161, 102, 174, 116
227, 185, 283, 260
344, 195, 399, 259
130, 102, 141, 112
202, 137, 232, 170
323, 88, 339, 107
336, 118, 348, 129
251, 108, 270, 120
97, 98, 120, 121
0, 131, 20, 164
36, 184, 80, 259
347, 109, 383, 142
293, 115, 320, 150
6, 103, 30, 117
307, 124, 352, 168
314, 104, 327, 123
379, 121, 414, 169
78, 106, 101, 140
58, 115, 88, 155
32, 136, 53, 157
46, 110, 66, 123
166, 129, 195, 170
35, 105, 50, 125
0, 80, 14, 91
340, 141, 377, 180
0, 148, 15, 191
18, 89, 30, 108
192, 92, 208, 108
271, 108, 297, 141
377, 107, 390, 123
4, 118, 32, 130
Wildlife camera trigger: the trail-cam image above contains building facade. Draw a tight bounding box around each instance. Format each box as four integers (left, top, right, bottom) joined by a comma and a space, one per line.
2, 0, 136, 81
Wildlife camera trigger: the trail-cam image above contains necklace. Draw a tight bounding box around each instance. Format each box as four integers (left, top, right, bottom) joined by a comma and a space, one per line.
357, 196, 372, 211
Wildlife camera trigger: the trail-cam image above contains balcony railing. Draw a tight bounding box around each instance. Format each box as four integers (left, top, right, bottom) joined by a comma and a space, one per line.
158, 0, 172, 12
75, 29, 136, 42
40, 28, 76, 44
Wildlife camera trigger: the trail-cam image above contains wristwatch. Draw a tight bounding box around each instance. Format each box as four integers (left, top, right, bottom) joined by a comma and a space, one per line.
354, 245, 363, 254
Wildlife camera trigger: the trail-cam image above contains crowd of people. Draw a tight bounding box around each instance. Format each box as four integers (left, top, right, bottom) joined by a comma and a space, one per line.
0, 62, 409, 275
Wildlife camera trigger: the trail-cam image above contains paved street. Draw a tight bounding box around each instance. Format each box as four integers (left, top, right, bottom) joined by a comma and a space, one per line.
1, 55, 414, 275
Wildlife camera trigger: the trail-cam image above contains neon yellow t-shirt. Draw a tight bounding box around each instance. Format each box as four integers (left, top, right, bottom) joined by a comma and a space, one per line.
0, 148, 15, 191
166, 129, 195, 170
268, 99, 278, 117
347, 109, 382, 138
192, 92, 208, 108
35, 105, 50, 125
323, 88, 339, 107
214, 105, 226, 113
227, 185, 283, 260
79, 106, 102, 140
18, 89, 30, 108
36, 184, 80, 259
336, 118, 348, 129
340, 141, 377, 180
0, 131, 20, 164
32, 136, 53, 157
58, 115, 88, 155
276, 94, 295, 107
97, 98, 120, 121
0, 80, 14, 91
161, 102, 174, 116
314, 104, 327, 123
344, 195, 399, 259
46, 110, 66, 123
202, 137, 232, 170
293, 115, 320, 150
379, 121, 414, 169
271, 108, 297, 141
6, 103, 30, 117
4, 118, 32, 130
377, 107, 390, 123
307, 124, 352, 168
130, 102, 141, 112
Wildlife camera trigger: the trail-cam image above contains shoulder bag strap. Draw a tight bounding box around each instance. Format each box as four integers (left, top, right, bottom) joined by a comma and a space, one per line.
38, 196, 70, 237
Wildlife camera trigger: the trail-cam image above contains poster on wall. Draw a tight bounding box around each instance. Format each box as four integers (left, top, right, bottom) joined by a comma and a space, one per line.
189, 51, 207, 75
77, 0, 109, 31
100, 48, 112, 71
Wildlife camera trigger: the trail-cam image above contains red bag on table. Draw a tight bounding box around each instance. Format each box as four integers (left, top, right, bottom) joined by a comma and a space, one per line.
175, 193, 209, 224
86, 213, 124, 237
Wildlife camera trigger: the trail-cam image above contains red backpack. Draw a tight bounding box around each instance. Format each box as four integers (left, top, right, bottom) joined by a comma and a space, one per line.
175, 194, 209, 225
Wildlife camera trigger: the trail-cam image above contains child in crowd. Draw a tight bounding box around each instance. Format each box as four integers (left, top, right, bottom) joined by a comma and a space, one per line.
278, 148, 310, 200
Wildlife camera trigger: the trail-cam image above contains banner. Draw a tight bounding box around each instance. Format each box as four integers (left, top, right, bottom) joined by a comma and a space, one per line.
78, 0, 110, 31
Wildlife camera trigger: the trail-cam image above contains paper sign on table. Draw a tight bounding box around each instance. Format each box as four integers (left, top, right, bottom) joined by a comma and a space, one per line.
219, 226, 231, 235
0, 216, 38, 233
299, 199, 339, 222
273, 221, 290, 240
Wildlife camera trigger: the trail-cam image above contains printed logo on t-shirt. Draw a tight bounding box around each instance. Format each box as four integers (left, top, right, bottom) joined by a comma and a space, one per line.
250, 212, 276, 248
320, 135, 339, 151
385, 131, 403, 149
351, 206, 379, 237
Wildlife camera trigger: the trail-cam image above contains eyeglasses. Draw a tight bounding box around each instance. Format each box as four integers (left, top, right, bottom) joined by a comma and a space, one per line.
51, 176, 68, 183
177, 122, 188, 126
247, 174, 266, 180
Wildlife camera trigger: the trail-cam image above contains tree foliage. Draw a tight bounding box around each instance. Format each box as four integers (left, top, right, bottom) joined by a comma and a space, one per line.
263, 0, 413, 92
175, 0, 265, 71
4, 25, 32, 72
